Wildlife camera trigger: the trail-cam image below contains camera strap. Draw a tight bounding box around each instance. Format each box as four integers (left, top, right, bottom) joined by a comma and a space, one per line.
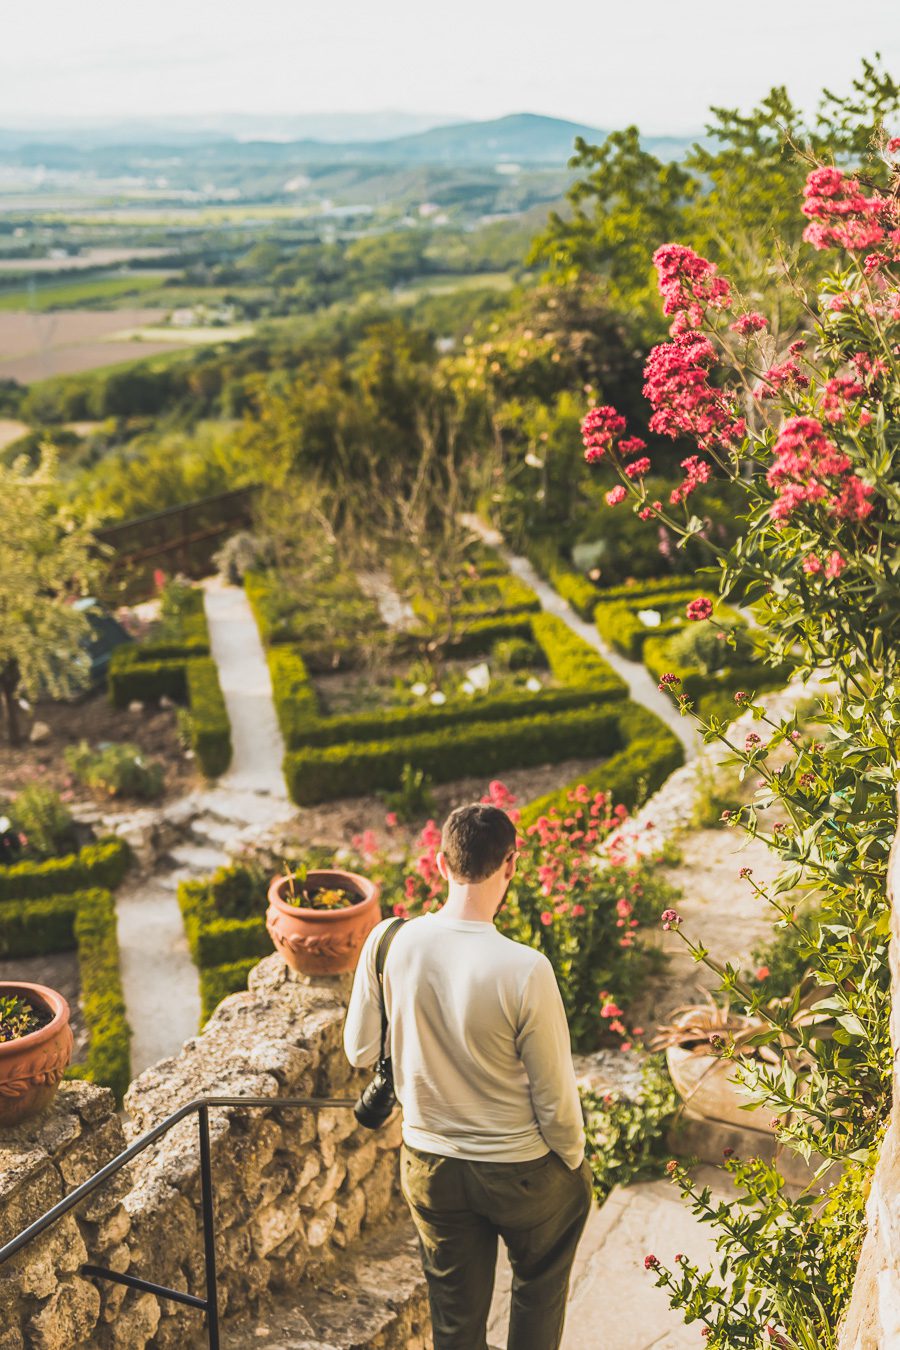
375, 916, 406, 1064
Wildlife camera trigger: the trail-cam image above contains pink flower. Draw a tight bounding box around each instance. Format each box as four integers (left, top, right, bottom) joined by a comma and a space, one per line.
803, 554, 823, 575
802, 165, 893, 251
660, 908, 682, 931
643, 331, 744, 451
600, 999, 624, 1018
652, 244, 732, 333
624, 457, 651, 479
767, 416, 873, 524
729, 312, 768, 335
572, 904, 586, 917
821, 375, 865, 423
619, 436, 647, 456
686, 596, 713, 622
756, 966, 770, 981
644, 1254, 660, 1270
582, 405, 627, 462
825, 551, 846, 579
605, 485, 627, 506
658, 672, 681, 690
540, 911, 553, 927
385, 811, 398, 828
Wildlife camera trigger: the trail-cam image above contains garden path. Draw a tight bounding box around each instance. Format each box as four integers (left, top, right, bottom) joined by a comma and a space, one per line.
113, 581, 295, 1074
461, 515, 700, 759
489, 1168, 727, 1349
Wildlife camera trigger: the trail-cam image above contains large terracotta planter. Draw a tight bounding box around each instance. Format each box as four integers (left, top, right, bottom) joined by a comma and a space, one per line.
0, 982, 73, 1127
266, 869, 381, 976
666, 1044, 771, 1134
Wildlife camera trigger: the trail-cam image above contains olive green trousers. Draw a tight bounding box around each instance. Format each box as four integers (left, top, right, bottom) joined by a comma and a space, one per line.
400, 1143, 593, 1350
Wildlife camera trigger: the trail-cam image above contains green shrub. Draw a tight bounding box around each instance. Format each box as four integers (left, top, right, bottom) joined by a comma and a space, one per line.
642, 633, 793, 711
0, 893, 78, 957
384, 764, 436, 822
442, 613, 536, 655
5, 785, 76, 859
284, 705, 623, 805
65, 741, 165, 801
159, 579, 208, 645
0, 836, 130, 903
519, 702, 684, 824
523, 538, 602, 620
412, 573, 541, 625
582, 1056, 681, 1203
531, 612, 626, 693
185, 658, 232, 777
179, 863, 268, 970
200, 959, 258, 1025
67, 888, 130, 1103
267, 645, 320, 746
492, 636, 543, 671
108, 648, 189, 707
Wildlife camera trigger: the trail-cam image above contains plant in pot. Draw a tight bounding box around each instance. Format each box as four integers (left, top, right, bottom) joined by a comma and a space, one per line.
652, 992, 823, 1135
0, 983, 73, 1127
652, 997, 782, 1134
266, 861, 381, 976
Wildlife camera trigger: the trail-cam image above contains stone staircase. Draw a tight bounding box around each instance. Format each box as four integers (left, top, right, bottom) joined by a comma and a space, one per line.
224, 1215, 431, 1349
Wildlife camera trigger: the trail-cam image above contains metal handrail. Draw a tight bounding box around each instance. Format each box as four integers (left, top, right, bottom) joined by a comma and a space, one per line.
0, 1094, 357, 1350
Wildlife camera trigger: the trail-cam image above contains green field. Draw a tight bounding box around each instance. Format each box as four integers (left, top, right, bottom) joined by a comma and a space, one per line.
0, 272, 167, 312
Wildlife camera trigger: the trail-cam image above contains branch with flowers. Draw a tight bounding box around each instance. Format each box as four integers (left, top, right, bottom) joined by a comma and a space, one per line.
572, 139, 900, 1345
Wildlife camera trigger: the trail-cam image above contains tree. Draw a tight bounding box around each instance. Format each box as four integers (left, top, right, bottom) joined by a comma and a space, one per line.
0, 452, 101, 744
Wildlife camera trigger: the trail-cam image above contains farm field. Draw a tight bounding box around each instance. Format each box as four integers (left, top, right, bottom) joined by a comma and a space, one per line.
0, 246, 170, 271
0, 308, 252, 383
0, 271, 174, 311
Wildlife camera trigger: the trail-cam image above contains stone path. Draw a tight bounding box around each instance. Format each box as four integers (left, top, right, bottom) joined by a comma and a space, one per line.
111, 582, 296, 1075
461, 515, 700, 760
203, 577, 289, 799
489, 1169, 726, 1349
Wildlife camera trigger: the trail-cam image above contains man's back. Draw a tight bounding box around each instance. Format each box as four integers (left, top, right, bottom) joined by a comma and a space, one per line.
344, 910, 585, 1168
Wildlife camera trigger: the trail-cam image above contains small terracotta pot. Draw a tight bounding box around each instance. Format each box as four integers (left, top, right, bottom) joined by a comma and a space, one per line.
266, 869, 381, 976
0, 983, 73, 1128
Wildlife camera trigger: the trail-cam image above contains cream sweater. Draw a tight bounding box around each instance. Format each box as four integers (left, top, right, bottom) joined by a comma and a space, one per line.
343, 911, 585, 1169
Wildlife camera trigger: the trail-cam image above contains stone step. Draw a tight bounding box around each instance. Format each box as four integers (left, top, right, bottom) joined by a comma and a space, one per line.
168, 841, 226, 873
223, 1215, 430, 1349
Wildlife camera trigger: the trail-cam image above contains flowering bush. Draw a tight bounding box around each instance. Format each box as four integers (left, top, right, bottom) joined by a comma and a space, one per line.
575, 137, 900, 1345
396, 779, 677, 1049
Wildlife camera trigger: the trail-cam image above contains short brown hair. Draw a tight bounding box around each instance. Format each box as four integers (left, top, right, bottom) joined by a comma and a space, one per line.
441, 803, 517, 883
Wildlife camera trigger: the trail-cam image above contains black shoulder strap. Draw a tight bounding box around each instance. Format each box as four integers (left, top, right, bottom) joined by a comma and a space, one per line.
375, 917, 406, 1063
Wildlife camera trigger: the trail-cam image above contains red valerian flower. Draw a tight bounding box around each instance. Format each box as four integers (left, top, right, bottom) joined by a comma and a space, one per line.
802, 166, 893, 251
825, 550, 846, 579
729, 311, 768, 335
643, 331, 744, 451
624, 457, 652, 479
686, 596, 713, 622
658, 672, 681, 689
767, 416, 873, 524
644, 1254, 660, 1270
757, 357, 810, 399
660, 908, 682, 930
605, 485, 627, 506
821, 375, 866, 423
652, 244, 732, 333
581, 404, 627, 462
619, 435, 647, 457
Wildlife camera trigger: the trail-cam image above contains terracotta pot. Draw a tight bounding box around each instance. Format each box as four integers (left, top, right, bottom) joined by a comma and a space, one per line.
0, 982, 73, 1128
666, 1043, 771, 1134
266, 869, 381, 976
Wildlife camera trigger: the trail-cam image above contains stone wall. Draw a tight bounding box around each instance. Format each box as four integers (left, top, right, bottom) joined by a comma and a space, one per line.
0, 955, 404, 1349
837, 801, 900, 1349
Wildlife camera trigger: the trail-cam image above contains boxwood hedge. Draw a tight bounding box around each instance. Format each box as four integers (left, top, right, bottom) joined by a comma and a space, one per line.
519, 701, 684, 824
0, 836, 131, 904
108, 587, 231, 778
178, 865, 269, 1024
284, 704, 623, 805
67, 888, 131, 1103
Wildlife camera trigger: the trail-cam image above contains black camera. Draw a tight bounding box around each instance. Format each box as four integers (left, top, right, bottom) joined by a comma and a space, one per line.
354, 1058, 397, 1129
353, 915, 406, 1129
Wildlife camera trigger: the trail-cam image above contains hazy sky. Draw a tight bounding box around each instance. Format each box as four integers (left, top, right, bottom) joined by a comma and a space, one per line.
4, 1, 900, 134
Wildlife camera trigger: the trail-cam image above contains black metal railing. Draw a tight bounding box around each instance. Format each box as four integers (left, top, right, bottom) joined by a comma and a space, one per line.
0, 1094, 356, 1350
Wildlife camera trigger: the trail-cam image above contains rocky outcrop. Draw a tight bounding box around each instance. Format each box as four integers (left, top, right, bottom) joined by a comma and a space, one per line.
0, 956, 420, 1348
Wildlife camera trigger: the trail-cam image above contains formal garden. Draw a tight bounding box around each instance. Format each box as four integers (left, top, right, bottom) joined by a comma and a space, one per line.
3, 58, 900, 1350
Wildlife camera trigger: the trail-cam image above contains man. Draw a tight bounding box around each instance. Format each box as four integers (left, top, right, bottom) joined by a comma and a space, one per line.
344, 801, 592, 1350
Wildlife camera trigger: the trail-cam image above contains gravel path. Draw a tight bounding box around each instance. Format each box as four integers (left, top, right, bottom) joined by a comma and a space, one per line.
203, 578, 289, 799
461, 515, 700, 759
113, 581, 295, 1075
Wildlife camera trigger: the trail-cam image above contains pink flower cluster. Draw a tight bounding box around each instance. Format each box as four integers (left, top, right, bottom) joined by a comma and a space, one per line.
801, 166, 896, 252
821, 375, 866, 424
581, 405, 627, 463
729, 312, 768, 336
803, 550, 846, 579
686, 596, 713, 622
669, 454, 712, 506
766, 416, 874, 524
652, 244, 731, 333
757, 357, 810, 400
643, 331, 745, 452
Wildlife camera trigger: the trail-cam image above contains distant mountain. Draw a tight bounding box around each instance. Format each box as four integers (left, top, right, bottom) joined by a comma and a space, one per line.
0, 111, 464, 149
352, 113, 607, 165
